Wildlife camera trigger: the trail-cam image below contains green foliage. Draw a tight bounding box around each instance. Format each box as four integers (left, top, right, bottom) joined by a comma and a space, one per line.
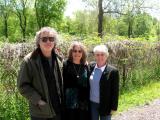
35, 0, 66, 28
0, 0, 66, 42
103, 16, 118, 35
117, 19, 128, 36
0, 0, 159, 42
60, 10, 98, 36
83, 32, 102, 47
0, 40, 160, 119
0, 57, 29, 119
118, 81, 160, 112
133, 13, 153, 39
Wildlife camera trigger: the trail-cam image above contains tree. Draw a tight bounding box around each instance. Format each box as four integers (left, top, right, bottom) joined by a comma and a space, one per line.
134, 13, 153, 38
0, 0, 11, 39
98, 0, 103, 37
84, 0, 158, 38
34, 0, 66, 29
84, 0, 124, 38
156, 22, 160, 41
12, 0, 30, 40
62, 10, 98, 36
117, 19, 128, 36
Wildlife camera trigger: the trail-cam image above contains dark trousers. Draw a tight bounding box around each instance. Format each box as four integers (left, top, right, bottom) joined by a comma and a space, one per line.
65, 108, 89, 120
31, 115, 61, 120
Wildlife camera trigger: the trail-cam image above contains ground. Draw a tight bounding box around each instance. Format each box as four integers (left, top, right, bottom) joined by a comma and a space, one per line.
112, 99, 160, 120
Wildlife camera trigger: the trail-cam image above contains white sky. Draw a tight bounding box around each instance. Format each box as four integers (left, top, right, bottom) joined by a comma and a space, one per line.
64, 0, 160, 20
64, 0, 86, 17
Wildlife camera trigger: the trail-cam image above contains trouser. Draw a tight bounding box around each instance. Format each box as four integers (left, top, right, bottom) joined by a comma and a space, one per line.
65, 108, 90, 120
90, 101, 111, 120
31, 114, 61, 120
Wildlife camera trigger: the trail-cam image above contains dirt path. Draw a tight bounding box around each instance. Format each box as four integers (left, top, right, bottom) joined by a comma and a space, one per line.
112, 99, 160, 120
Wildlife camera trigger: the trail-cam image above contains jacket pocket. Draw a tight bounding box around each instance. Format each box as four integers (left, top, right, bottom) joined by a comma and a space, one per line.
38, 103, 50, 113
30, 102, 52, 116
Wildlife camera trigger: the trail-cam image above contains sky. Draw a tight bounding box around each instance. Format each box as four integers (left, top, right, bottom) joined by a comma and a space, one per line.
64, 0, 160, 20
64, 0, 86, 17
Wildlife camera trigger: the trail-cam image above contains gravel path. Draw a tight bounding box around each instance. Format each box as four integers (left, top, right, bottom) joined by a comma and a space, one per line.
112, 99, 160, 120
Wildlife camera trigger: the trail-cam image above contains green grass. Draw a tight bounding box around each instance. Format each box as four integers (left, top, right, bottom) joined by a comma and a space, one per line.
118, 81, 160, 112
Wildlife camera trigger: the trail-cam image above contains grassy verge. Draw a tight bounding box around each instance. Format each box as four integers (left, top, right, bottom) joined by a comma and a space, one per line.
118, 81, 160, 112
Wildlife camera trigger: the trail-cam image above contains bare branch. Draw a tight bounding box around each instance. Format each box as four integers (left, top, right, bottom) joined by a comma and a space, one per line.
103, 10, 126, 15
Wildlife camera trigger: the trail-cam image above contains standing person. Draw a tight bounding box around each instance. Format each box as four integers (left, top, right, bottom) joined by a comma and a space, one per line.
63, 41, 90, 120
89, 45, 119, 120
17, 27, 63, 120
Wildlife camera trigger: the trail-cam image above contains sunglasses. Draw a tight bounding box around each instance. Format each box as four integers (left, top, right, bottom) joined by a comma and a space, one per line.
72, 50, 82, 53
40, 37, 55, 42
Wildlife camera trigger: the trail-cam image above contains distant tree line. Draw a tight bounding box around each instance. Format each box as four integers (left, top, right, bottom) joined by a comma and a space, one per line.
0, 0, 66, 42
0, 0, 160, 42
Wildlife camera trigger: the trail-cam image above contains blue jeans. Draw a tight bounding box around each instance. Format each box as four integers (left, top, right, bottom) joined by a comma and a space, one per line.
90, 101, 111, 120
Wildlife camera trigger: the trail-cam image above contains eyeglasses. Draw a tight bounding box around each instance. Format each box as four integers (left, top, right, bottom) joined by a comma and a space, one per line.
72, 50, 82, 53
95, 53, 105, 57
40, 37, 55, 43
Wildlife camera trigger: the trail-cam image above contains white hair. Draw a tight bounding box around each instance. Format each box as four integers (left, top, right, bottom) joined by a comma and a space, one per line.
93, 45, 109, 57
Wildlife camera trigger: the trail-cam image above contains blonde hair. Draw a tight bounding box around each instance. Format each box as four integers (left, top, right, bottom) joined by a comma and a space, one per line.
67, 41, 87, 65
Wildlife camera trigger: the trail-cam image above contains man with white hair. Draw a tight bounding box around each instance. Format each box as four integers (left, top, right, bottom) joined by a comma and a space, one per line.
89, 45, 119, 120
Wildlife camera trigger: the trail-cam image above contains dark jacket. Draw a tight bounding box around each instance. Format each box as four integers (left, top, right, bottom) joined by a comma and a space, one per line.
89, 62, 119, 116
17, 48, 63, 118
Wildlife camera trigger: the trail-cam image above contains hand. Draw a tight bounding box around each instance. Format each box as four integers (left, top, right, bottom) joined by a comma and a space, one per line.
110, 110, 117, 115
38, 100, 46, 106
85, 61, 88, 65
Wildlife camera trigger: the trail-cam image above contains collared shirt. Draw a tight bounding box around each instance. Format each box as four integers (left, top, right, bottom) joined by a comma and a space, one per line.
94, 64, 106, 73
89, 64, 106, 103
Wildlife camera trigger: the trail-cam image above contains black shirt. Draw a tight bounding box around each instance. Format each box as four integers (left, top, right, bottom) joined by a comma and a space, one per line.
63, 60, 89, 110
40, 52, 61, 114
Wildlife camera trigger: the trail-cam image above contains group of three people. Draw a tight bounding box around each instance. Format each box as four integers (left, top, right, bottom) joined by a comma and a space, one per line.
17, 27, 119, 120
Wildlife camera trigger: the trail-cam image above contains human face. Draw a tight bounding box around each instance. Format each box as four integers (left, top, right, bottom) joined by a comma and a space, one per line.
94, 52, 107, 67
72, 46, 82, 62
39, 31, 55, 56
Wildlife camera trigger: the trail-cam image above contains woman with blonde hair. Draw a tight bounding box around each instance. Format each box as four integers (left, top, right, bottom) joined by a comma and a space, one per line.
63, 41, 90, 120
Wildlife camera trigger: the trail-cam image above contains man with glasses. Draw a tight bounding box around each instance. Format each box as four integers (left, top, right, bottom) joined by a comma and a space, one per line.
17, 27, 63, 120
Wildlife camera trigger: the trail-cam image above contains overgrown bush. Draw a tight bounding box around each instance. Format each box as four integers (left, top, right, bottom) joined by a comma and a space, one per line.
0, 39, 160, 119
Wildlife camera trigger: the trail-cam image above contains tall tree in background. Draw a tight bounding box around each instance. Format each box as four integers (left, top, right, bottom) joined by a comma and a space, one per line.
123, 0, 146, 38
84, 0, 158, 38
84, 0, 124, 38
98, 0, 103, 38
0, 0, 11, 39
157, 22, 160, 41
35, 0, 66, 29
12, 0, 29, 40
134, 13, 153, 38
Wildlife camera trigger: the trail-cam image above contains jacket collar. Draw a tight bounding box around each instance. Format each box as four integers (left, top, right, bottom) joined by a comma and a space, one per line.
91, 62, 110, 76
30, 48, 62, 67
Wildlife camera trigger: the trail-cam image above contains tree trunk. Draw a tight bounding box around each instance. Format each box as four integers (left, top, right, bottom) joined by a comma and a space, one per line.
128, 21, 131, 38
98, 0, 103, 38
158, 23, 160, 41
35, 0, 41, 29
128, 19, 133, 38
4, 15, 8, 38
